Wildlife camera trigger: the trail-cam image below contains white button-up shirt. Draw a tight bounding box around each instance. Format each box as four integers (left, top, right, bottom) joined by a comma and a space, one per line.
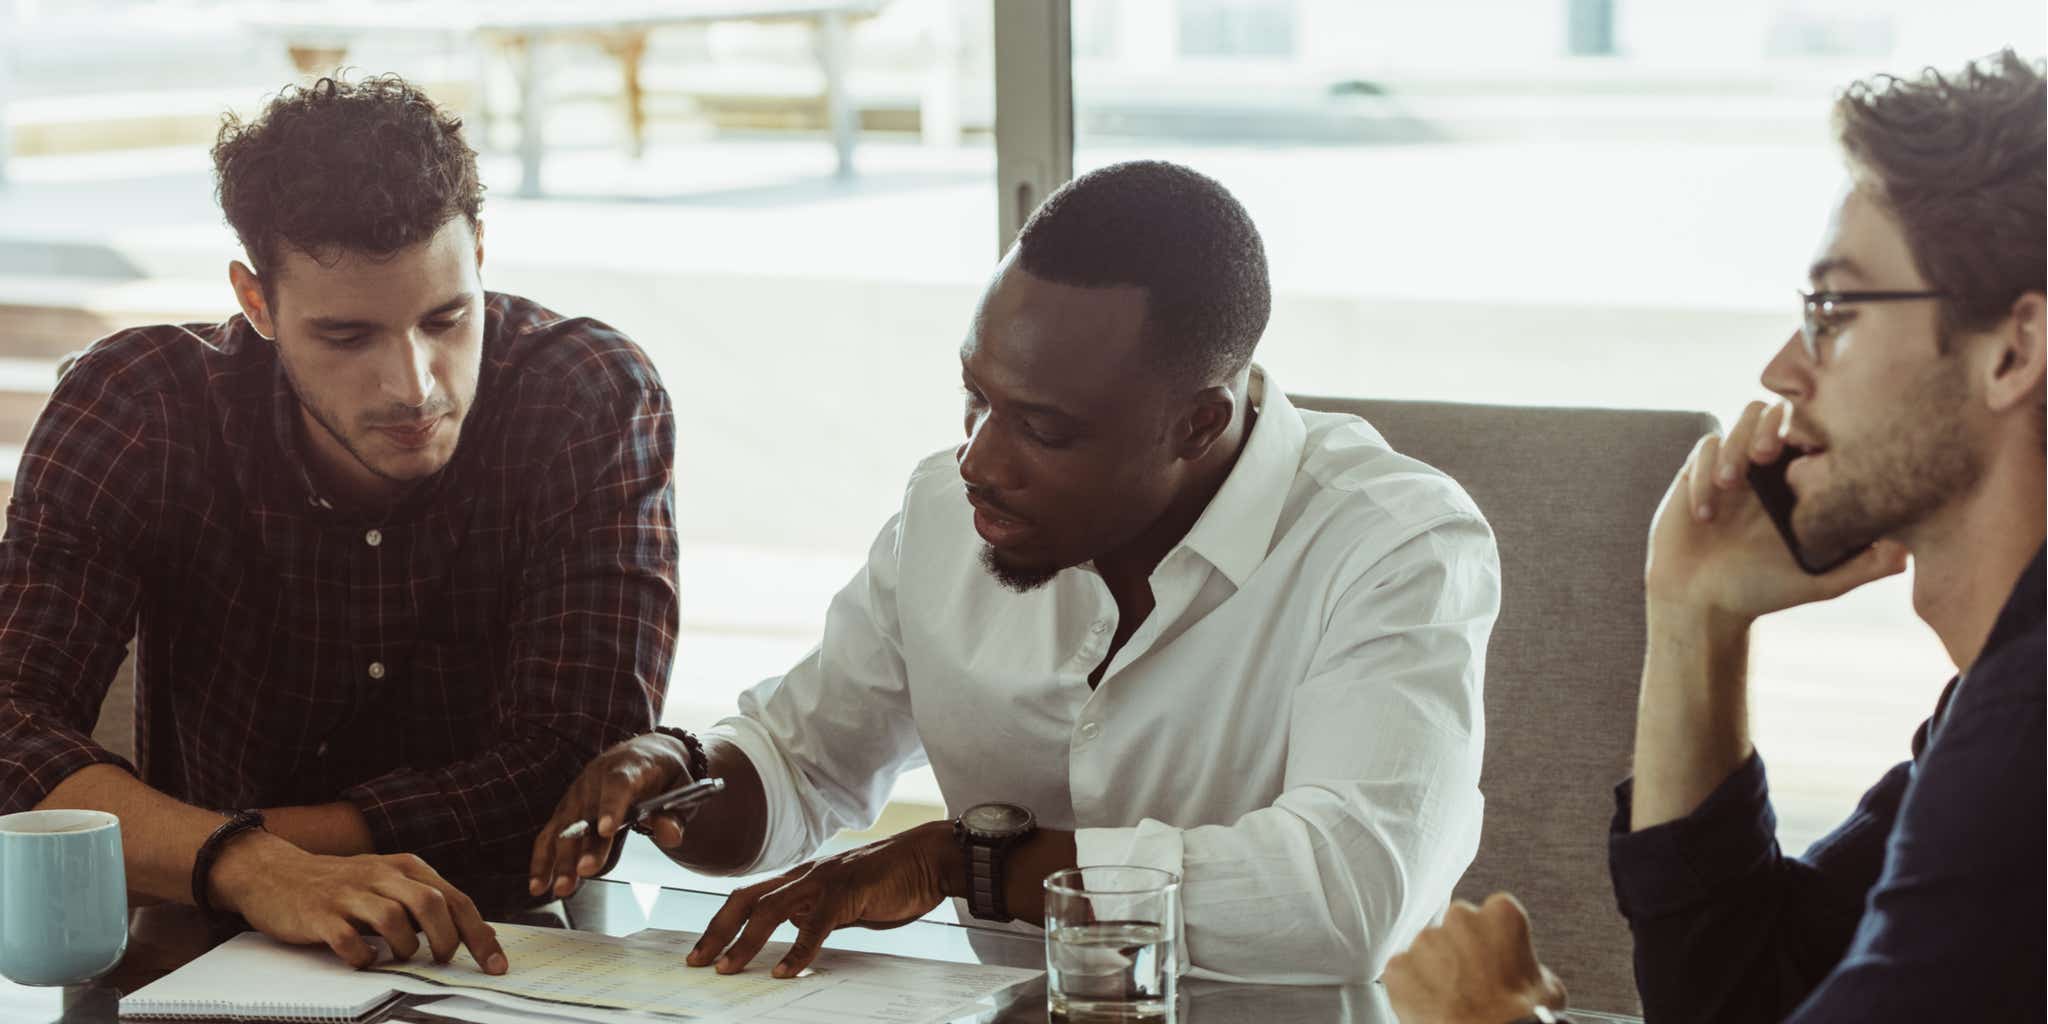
709, 369, 1498, 983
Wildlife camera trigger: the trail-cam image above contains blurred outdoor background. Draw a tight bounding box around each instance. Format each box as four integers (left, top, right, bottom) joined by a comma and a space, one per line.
0, 0, 2039, 892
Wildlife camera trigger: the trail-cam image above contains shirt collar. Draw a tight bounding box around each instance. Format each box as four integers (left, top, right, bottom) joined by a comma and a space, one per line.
1919, 544, 2043, 750
1174, 364, 1308, 589
268, 352, 335, 510
1980, 543, 2046, 660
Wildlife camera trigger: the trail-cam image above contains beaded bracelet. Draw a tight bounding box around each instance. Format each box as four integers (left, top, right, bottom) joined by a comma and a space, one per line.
653, 725, 710, 783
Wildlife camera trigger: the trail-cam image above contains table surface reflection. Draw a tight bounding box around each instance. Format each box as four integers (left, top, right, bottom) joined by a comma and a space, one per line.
2, 879, 1639, 1023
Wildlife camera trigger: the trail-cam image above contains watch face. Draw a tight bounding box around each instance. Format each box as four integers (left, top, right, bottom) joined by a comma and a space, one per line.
962, 803, 1033, 836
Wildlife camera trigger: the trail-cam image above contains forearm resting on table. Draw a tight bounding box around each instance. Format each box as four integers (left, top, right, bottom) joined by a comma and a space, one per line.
1630, 600, 1756, 831
36, 763, 374, 903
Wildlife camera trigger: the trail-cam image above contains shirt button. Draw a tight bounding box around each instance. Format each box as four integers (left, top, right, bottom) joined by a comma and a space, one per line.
1079, 721, 1102, 742
367, 661, 386, 680
364, 529, 383, 547
315, 741, 329, 757
1090, 620, 1110, 635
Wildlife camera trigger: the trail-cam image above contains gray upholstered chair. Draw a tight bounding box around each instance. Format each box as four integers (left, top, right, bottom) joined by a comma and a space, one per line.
1292, 394, 1716, 1014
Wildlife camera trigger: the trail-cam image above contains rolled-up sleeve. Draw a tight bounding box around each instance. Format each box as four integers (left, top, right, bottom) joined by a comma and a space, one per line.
345, 380, 678, 909
1077, 515, 1496, 983
703, 511, 926, 876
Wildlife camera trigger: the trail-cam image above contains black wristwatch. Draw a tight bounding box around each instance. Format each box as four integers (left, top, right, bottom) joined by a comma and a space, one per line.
955, 802, 1036, 923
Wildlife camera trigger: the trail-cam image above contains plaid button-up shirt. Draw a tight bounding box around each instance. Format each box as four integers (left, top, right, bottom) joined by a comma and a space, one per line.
0, 292, 677, 910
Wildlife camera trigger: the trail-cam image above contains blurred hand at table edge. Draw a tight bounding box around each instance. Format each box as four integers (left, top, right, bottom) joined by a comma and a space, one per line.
1384, 892, 1569, 1024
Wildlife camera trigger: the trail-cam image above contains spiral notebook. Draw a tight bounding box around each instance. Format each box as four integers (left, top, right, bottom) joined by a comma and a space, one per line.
119, 933, 406, 1022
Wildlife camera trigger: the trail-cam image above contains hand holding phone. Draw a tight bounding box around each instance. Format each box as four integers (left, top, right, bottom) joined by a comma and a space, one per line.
1746, 448, 1869, 575
1650, 400, 1904, 620
533, 733, 723, 899
555, 777, 724, 842
627, 777, 726, 831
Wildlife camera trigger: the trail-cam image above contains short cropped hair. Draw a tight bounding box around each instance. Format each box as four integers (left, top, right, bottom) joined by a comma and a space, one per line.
212, 74, 483, 284
1014, 160, 1271, 386
1835, 50, 2045, 344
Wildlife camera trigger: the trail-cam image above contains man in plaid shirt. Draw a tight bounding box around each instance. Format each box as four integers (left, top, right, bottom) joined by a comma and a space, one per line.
0, 75, 677, 973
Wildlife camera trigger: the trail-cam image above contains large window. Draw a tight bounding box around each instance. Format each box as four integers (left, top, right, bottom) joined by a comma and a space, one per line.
0, 0, 1001, 890
0, 0, 2037, 888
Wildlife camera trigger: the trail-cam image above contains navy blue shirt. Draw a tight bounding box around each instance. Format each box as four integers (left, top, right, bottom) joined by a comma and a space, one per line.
1608, 548, 2045, 1022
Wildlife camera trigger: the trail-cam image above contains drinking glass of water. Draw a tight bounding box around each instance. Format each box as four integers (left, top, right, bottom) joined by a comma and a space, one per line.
1043, 866, 1180, 1021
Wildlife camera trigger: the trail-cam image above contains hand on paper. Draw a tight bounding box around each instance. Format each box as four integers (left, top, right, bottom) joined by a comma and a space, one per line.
687, 821, 957, 979
211, 831, 507, 974
530, 731, 697, 899
1382, 892, 1567, 1024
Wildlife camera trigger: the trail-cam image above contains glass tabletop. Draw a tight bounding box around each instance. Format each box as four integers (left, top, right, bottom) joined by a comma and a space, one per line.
556, 880, 1401, 1023
1, 879, 1639, 1023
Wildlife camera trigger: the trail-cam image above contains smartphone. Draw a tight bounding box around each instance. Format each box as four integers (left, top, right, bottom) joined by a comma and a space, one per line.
1746, 449, 1865, 575
627, 777, 725, 829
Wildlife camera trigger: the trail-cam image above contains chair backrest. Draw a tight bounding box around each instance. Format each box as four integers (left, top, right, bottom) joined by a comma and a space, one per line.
1292, 394, 1716, 1014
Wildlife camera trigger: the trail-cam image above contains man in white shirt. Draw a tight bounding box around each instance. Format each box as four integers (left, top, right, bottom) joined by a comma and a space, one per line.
530, 160, 1501, 983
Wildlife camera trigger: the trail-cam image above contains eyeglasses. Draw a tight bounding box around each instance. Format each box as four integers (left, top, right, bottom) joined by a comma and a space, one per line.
1797, 289, 1946, 363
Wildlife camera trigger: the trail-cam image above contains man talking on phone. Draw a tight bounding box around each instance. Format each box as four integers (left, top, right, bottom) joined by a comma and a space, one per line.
1383, 51, 2044, 1023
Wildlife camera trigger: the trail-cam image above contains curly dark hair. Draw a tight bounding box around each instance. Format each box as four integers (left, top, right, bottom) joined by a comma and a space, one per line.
213, 74, 483, 284
1835, 49, 2045, 346
1015, 160, 1271, 386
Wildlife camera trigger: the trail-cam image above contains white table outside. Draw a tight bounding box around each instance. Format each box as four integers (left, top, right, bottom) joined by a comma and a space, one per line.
239, 1, 888, 198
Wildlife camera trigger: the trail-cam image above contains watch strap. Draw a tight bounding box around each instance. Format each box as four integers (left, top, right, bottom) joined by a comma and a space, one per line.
962, 829, 1010, 922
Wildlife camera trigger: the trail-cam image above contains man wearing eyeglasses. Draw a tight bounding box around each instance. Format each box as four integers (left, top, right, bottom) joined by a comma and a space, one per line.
1384, 51, 2043, 1024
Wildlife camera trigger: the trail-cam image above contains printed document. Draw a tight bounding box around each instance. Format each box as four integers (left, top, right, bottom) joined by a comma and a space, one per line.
371, 922, 1041, 1023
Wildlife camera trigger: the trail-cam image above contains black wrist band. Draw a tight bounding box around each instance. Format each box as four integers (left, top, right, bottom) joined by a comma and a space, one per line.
653, 726, 709, 782
957, 820, 1013, 922
191, 809, 266, 916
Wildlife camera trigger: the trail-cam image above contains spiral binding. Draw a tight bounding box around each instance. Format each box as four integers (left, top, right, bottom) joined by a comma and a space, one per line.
120, 990, 402, 1022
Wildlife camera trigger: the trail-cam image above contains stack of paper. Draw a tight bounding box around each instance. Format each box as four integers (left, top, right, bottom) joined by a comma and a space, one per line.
122, 923, 1042, 1024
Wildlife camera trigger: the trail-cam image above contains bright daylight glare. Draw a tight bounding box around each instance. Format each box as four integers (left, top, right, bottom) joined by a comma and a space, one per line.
0, 0, 2039, 891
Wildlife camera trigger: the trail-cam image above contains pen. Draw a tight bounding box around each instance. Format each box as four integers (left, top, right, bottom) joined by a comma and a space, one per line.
555, 777, 725, 841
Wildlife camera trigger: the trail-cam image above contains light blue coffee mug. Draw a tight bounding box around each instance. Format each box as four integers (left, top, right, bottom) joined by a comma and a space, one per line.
0, 809, 128, 986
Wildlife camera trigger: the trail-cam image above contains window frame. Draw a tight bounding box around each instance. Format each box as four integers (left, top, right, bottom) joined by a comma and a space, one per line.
991, 0, 1074, 253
